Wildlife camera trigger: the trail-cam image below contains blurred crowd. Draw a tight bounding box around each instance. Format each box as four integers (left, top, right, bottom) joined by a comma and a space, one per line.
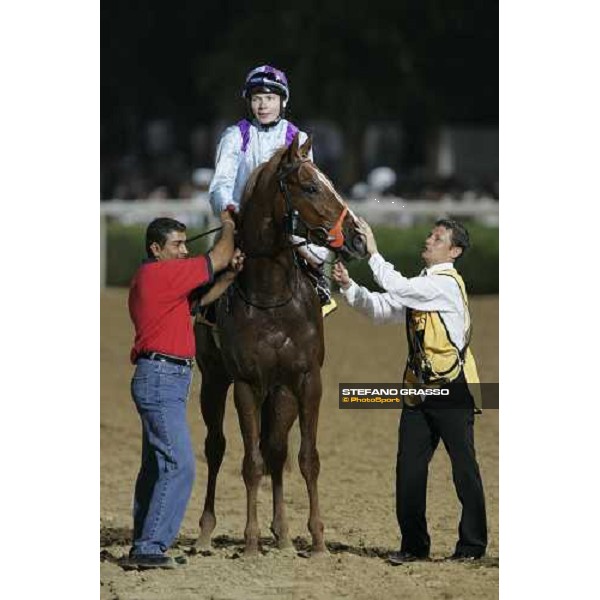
101, 120, 498, 204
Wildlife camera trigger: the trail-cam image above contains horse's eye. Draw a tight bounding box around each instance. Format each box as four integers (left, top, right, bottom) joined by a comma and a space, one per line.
302, 184, 319, 195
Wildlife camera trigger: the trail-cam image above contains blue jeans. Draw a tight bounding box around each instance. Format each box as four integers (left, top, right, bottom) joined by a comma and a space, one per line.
130, 358, 195, 556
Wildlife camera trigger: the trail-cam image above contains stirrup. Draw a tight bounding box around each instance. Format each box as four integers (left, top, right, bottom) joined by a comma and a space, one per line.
321, 297, 338, 318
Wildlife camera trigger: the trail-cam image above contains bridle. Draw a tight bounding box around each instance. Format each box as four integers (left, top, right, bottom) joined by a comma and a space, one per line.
277, 158, 349, 250
233, 158, 350, 311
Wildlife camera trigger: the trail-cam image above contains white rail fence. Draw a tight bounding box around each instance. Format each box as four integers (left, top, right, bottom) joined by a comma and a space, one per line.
100, 195, 499, 287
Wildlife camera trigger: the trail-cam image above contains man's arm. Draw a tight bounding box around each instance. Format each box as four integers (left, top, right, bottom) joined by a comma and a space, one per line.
369, 255, 463, 312
332, 262, 405, 324
357, 218, 457, 313
199, 249, 245, 306
208, 211, 236, 273
198, 271, 235, 306
356, 217, 410, 291
208, 126, 241, 215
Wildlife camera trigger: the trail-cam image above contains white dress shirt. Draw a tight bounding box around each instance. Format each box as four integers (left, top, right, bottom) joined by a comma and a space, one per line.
340, 254, 468, 349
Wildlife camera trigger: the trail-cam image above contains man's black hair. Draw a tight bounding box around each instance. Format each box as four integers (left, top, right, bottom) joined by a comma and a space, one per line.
435, 218, 470, 261
145, 217, 186, 257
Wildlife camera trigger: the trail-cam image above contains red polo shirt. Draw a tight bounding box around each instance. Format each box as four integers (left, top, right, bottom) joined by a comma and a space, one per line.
128, 255, 213, 363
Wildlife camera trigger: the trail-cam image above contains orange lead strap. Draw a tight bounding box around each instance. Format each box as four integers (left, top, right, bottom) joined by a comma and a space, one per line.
328, 206, 348, 248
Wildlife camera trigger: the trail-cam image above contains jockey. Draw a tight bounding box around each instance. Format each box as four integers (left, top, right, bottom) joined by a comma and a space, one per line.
208, 64, 337, 317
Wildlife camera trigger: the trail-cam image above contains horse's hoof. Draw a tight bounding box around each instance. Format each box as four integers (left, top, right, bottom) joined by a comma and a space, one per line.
243, 546, 260, 558
270, 528, 293, 551
276, 544, 296, 557
277, 539, 293, 551
191, 538, 213, 556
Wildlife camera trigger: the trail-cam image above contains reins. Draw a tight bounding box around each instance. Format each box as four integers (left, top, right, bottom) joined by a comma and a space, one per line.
233, 266, 300, 310
186, 226, 225, 243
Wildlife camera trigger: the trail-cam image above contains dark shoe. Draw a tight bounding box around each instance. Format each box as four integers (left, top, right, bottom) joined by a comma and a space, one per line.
445, 550, 485, 562
127, 553, 178, 569
387, 550, 430, 566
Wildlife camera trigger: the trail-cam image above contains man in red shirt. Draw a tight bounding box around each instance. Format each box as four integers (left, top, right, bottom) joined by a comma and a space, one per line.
127, 211, 239, 569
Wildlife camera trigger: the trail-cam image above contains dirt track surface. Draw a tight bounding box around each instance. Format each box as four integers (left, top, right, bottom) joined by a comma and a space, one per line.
101, 289, 498, 599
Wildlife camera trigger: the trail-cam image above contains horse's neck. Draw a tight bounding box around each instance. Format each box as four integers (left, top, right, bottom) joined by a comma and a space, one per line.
239, 179, 295, 295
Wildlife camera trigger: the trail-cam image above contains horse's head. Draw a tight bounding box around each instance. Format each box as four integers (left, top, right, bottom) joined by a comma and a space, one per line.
275, 134, 368, 261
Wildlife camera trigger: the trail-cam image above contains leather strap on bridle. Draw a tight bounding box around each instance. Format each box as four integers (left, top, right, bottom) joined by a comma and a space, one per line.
277, 159, 349, 249
327, 205, 348, 248
277, 159, 307, 237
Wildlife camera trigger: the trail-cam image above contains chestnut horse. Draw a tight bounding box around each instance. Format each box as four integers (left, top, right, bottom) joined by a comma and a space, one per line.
194, 134, 367, 557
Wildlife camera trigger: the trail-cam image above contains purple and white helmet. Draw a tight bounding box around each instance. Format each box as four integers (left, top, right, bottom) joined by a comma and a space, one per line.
242, 65, 290, 104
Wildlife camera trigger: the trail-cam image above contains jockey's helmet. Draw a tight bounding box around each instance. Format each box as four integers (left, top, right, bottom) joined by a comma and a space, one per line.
242, 65, 290, 107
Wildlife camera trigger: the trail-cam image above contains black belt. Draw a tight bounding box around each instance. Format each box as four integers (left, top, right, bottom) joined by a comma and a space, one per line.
137, 352, 194, 368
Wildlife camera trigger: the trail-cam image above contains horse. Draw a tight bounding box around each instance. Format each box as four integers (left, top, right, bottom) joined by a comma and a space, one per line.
193, 133, 367, 557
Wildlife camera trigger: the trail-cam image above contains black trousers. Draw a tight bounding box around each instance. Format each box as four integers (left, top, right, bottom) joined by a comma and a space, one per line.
396, 380, 487, 556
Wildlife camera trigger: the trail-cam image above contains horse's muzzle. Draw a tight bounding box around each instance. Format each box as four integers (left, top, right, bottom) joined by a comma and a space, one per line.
337, 231, 367, 261
351, 234, 367, 256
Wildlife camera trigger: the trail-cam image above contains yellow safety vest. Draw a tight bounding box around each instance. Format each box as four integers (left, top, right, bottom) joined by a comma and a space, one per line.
403, 269, 481, 409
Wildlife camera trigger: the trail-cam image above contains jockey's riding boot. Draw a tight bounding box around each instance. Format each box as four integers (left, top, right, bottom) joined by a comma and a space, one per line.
297, 255, 338, 318
316, 273, 338, 318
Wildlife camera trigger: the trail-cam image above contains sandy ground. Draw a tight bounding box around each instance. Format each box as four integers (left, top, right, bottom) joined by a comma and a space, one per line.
101, 289, 498, 600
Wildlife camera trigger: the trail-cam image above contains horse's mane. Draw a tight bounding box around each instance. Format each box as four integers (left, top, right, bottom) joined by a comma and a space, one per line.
240, 146, 289, 208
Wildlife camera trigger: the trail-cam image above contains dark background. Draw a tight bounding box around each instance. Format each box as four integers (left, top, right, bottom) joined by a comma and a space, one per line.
101, 1, 498, 200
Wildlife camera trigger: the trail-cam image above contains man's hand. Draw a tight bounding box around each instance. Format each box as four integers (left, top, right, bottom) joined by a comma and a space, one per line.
356, 217, 378, 256
332, 261, 351, 290
219, 210, 236, 229
229, 248, 245, 273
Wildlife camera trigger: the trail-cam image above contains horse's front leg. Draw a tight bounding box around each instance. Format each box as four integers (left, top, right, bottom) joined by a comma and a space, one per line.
265, 386, 298, 550
297, 368, 327, 556
234, 380, 263, 556
194, 373, 230, 552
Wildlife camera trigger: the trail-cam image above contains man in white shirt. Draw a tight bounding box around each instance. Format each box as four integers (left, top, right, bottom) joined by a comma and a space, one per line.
332, 218, 487, 564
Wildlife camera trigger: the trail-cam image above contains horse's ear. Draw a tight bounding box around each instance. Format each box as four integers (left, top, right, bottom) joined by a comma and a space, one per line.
281, 133, 310, 169
287, 132, 301, 160
281, 132, 301, 169
300, 134, 312, 159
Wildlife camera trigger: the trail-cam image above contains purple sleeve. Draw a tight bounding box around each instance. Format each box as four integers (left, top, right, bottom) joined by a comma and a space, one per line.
285, 122, 299, 147
238, 119, 251, 152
